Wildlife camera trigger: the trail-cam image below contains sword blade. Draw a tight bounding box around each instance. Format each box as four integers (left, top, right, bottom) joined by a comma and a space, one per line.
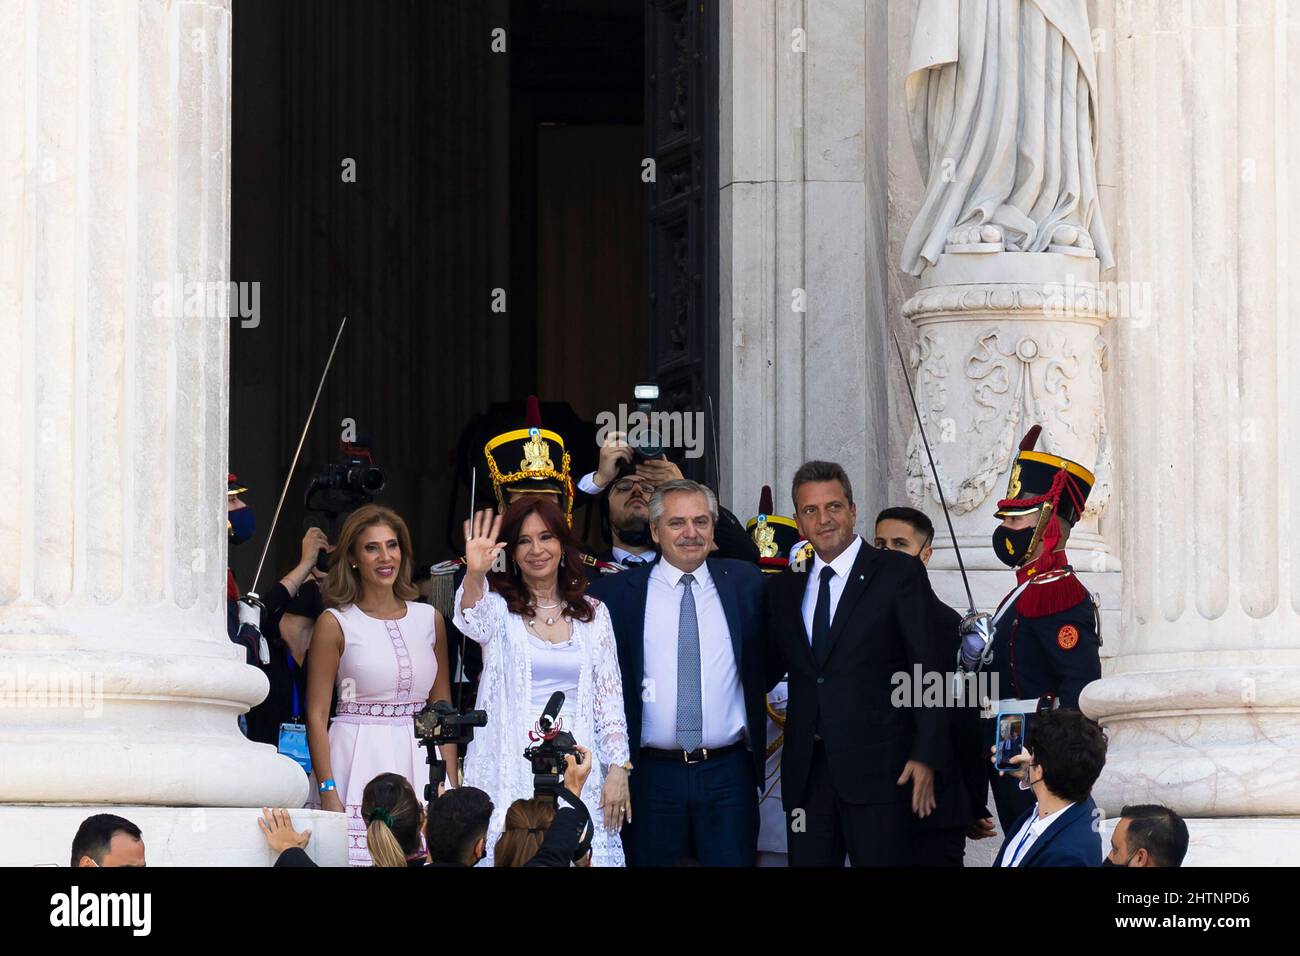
892, 331, 976, 612
249, 315, 349, 595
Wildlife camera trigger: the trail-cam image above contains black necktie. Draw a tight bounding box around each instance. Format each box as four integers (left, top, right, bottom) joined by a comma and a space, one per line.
812, 565, 835, 657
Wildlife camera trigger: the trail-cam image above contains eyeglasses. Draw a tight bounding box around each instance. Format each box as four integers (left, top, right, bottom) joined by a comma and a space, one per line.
612, 479, 655, 496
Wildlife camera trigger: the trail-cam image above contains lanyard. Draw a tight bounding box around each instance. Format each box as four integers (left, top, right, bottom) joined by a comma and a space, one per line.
286, 650, 302, 721
1008, 818, 1037, 867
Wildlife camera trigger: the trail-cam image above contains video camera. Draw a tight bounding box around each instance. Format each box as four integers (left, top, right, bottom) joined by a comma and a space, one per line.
523, 691, 582, 800
413, 699, 488, 802
303, 435, 386, 571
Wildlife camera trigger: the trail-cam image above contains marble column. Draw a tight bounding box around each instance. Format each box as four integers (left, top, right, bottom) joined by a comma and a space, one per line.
1079, 0, 1300, 863
720, 0, 889, 520
0, 0, 321, 861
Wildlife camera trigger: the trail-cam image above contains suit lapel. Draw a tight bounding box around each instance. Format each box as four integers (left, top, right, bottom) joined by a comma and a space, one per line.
708, 558, 744, 668
816, 542, 881, 665
781, 568, 817, 668
1019, 801, 1089, 867
625, 566, 650, 699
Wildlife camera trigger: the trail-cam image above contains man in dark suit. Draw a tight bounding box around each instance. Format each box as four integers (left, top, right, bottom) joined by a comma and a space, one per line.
875, 506, 996, 865
588, 478, 771, 866
766, 461, 947, 866
994, 708, 1106, 867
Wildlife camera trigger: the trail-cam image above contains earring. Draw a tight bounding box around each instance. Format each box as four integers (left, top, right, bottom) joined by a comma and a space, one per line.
560, 554, 566, 568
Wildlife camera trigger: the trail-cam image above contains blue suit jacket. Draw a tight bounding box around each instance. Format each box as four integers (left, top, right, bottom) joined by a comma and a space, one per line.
587, 556, 773, 784
993, 796, 1102, 867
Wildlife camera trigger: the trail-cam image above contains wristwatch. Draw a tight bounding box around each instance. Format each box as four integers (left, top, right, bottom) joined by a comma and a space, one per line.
615, 760, 633, 773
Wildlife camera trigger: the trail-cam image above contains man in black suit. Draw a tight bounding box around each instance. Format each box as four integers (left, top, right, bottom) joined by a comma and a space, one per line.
589, 478, 772, 866
766, 461, 947, 866
875, 506, 996, 865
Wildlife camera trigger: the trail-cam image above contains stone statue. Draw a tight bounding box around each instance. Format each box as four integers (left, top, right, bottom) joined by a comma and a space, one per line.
901, 0, 1113, 276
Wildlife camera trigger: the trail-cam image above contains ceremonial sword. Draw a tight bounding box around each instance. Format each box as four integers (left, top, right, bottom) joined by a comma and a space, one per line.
890, 332, 993, 670
247, 315, 349, 598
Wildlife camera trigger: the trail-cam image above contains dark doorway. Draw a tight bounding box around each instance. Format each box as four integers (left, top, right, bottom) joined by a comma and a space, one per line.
230, 0, 715, 585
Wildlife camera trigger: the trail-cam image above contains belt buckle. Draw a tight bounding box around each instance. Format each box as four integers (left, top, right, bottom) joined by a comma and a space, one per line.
684, 747, 707, 765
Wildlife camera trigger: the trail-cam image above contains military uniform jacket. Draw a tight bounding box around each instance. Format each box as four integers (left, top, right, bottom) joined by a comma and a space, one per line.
988, 567, 1100, 710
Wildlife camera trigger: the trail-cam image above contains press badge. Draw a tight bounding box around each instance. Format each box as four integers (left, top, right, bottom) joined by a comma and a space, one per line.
278, 722, 312, 774
279, 652, 311, 773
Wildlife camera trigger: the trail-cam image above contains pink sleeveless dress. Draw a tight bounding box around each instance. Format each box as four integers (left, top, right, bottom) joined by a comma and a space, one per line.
324, 601, 439, 866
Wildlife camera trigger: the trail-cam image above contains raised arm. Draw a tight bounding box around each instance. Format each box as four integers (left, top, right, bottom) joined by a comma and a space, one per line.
453, 508, 508, 645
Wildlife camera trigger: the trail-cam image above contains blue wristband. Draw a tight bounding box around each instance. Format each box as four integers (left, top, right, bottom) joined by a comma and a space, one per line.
318, 778, 336, 793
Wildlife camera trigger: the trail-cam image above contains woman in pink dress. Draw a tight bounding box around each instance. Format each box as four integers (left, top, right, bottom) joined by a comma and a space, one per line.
306, 504, 455, 866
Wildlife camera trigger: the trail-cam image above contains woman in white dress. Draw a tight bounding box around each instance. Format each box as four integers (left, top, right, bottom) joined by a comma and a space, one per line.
455, 496, 631, 867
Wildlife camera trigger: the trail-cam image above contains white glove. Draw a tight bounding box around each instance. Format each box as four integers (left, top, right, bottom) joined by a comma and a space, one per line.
957, 610, 993, 670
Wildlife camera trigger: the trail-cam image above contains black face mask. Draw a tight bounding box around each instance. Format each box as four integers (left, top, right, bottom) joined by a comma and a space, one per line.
1102, 854, 1133, 868
992, 524, 1035, 567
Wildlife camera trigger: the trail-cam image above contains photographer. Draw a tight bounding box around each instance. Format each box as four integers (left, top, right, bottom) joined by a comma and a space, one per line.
993, 708, 1107, 867
495, 747, 596, 867
245, 526, 330, 747
579, 431, 759, 567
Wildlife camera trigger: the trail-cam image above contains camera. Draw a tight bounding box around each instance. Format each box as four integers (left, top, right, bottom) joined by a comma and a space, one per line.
629, 382, 665, 462
303, 435, 386, 571
523, 691, 582, 799
413, 699, 488, 801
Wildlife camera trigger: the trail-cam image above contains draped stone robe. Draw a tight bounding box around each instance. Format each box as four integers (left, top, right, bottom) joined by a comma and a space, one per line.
901, 0, 1114, 276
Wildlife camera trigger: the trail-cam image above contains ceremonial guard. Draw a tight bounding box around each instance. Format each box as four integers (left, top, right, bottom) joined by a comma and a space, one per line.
745, 486, 802, 861
983, 425, 1101, 831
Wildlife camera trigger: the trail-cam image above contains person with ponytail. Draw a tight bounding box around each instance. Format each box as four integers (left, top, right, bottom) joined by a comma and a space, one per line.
363, 773, 427, 868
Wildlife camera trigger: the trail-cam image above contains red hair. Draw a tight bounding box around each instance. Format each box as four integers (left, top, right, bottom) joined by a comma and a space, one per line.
488, 496, 593, 623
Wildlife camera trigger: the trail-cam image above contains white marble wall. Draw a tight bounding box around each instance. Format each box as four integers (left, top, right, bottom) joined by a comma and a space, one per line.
1080, 0, 1300, 838
720, 0, 888, 519
0, 0, 307, 810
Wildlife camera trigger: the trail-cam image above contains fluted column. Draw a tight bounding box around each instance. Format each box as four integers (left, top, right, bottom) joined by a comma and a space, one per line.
0, 0, 306, 808
1081, 0, 1300, 858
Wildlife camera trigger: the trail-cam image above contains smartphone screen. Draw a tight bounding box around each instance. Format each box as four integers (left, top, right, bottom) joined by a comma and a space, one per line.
993, 712, 1027, 772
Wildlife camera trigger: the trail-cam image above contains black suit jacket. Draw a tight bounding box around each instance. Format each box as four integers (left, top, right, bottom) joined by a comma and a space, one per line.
917, 589, 989, 830
766, 539, 947, 810
588, 556, 773, 782
523, 795, 590, 867
993, 797, 1102, 867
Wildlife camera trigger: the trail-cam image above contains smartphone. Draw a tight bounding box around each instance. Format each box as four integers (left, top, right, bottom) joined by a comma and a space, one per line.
993, 711, 1027, 773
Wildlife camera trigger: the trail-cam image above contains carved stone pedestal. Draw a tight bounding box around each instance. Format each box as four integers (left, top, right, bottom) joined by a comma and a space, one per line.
902, 253, 1120, 625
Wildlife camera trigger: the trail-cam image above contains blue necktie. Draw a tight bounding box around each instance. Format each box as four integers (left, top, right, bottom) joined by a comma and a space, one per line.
811, 565, 835, 655
675, 573, 702, 752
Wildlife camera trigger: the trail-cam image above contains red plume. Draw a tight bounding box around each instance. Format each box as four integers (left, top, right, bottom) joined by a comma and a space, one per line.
1019, 424, 1042, 452
525, 395, 542, 428
759, 485, 773, 515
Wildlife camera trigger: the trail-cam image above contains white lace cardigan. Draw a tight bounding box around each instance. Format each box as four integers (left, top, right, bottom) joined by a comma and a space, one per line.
453, 583, 631, 851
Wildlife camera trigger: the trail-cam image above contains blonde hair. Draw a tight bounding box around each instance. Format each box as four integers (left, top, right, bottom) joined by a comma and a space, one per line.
322, 504, 419, 609
493, 797, 557, 867
361, 773, 424, 867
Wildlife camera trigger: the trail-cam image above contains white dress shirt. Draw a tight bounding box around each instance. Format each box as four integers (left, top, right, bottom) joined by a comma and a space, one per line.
577, 470, 604, 496
1001, 801, 1075, 867
801, 534, 865, 643
613, 545, 655, 565
641, 559, 746, 750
